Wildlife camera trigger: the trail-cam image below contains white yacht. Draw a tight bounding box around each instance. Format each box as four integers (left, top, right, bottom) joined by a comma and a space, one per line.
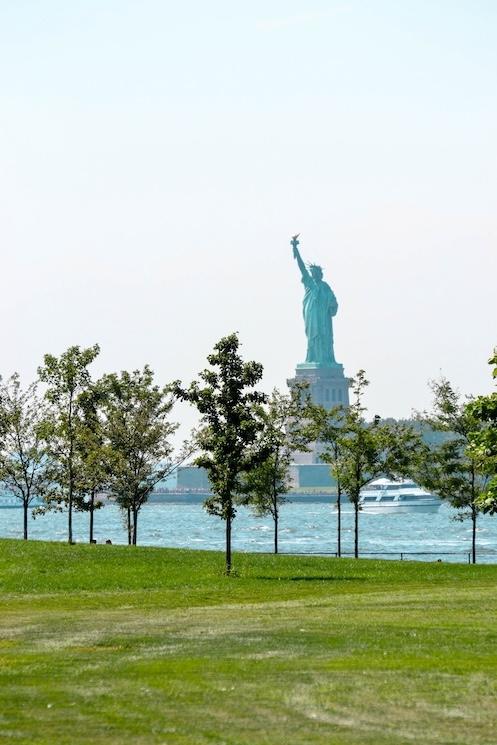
359, 478, 441, 513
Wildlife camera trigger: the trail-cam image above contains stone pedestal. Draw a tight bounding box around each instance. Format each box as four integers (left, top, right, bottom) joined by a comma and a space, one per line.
288, 362, 351, 465
288, 362, 350, 410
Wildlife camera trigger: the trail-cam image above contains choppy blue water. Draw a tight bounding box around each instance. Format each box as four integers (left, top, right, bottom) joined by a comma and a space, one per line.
1, 502, 497, 563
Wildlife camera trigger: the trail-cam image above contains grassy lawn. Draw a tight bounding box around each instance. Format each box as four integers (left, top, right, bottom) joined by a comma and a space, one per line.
1, 539, 497, 744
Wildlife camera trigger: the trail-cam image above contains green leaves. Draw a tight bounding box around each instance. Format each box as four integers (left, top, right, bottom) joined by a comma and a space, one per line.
175, 334, 266, 511
309, 371, 424, 558
175, 333, 267, 571
418, 378, 488, 511
38, 345, 100, 403
35, 347, 179, 545
101, 367, 178, 544
416, 372, 493, 562
468, 350, 497, 513
0, 375, 50, 538
37, 345, 101, 542
329, 371, 385, 505
239, 386, 314, 552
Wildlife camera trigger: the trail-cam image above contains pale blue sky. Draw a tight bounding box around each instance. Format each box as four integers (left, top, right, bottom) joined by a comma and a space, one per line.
1, 1, 496, 439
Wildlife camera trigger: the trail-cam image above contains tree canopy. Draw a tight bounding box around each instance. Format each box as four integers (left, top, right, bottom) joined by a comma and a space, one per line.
469, 351, 497, 514
173, 333, 267, 573
37, 344, 101, 543
102, 366, 177, 545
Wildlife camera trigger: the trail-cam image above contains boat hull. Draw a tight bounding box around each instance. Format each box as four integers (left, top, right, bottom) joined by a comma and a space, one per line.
360, 502, 441, 514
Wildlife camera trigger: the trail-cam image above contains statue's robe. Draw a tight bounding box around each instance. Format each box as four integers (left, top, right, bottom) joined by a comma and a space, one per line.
302, 274, 338, 365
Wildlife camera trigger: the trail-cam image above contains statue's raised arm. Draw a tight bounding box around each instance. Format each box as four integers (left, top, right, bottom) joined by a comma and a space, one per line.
291, 234, 309, 282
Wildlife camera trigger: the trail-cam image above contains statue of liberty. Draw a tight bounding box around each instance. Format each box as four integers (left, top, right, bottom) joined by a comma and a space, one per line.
291, 234, 338, 367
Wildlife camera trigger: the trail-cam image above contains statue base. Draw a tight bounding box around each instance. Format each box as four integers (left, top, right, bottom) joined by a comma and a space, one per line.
289, 362, 350, 410
287, 363, 351, 465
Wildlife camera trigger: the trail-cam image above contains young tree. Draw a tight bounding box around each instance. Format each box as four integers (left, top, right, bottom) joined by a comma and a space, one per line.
470, 351, 497, 512
38, 344, 100, 543
173, 333, 267, 574
102, 366, 177, 545
417, 377, 489, 563
307, 403, 347, 557
0, 375, 49, 539
337, 372, 381, 558
240, 386, 311, 554
73, 383, 110, 543
335, 371, 421, 558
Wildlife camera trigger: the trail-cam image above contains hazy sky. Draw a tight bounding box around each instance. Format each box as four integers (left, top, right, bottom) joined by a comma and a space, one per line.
1, 1, 496, 442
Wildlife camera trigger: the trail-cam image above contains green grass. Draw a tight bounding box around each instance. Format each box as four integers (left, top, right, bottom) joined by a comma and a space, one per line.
1, 539, 497, 744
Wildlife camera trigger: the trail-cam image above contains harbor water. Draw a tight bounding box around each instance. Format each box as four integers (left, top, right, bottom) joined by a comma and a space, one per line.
1, 501, 496, 563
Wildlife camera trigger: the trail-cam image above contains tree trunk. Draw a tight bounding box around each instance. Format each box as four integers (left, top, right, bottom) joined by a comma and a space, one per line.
225, 513, 232, 574
127, 506, 132, 545
471, 505, 477, 564
89, 490, 95, 543
354, 501, 359, 559
68, 491, 73, 544
274, 509, 278, 555
336, 485, 341, 558
132, 506, 138, 545
68, 393, 74, 544
23, 500, 28, 540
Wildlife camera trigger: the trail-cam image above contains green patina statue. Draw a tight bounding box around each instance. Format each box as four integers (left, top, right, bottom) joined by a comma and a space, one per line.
291, 234, 338, 367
